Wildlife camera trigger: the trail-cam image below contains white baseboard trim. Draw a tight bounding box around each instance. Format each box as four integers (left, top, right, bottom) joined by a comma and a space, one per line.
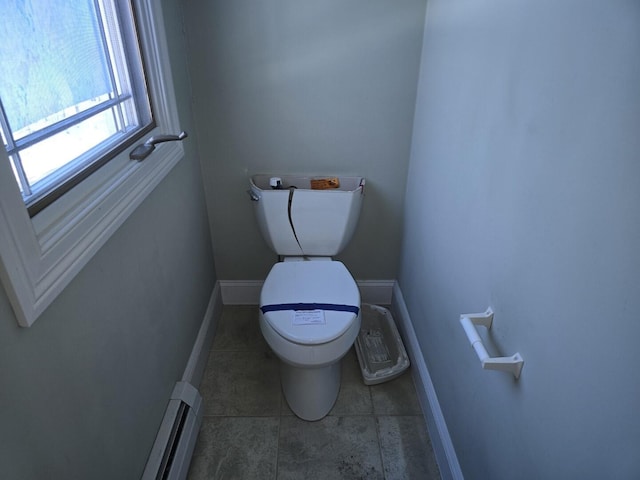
357, 280, 395, 305
220, 280, 262, 305
392, 283, 463, 480
219, 279, 395, 306
181, 282, 223, 387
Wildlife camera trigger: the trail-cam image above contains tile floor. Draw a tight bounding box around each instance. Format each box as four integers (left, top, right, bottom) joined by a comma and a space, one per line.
187, 305, 441, 480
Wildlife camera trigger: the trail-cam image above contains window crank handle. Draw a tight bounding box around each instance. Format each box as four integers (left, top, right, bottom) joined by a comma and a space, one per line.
130, 131, 188, 161
144, 131, 188, 147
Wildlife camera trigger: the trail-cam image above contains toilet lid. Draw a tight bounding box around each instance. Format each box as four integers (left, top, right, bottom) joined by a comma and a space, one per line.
260, 261, 360, 345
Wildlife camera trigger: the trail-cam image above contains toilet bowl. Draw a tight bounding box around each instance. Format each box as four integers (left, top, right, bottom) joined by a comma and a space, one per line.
249, 174, 365, 420
259, 259, 361, 421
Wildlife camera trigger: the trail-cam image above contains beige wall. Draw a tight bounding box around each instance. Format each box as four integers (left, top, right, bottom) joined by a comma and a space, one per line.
399, 1, 640, 478
0, 2, 216, 478
184, 0, 427, 280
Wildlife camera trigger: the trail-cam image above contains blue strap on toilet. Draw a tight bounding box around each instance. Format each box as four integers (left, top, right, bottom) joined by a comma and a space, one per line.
260, 303, 360, 315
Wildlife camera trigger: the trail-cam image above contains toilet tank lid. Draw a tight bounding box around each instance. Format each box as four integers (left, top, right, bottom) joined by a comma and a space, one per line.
260, 261, 360, 344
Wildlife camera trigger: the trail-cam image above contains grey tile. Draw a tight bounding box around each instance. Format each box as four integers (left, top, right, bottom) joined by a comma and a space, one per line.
212, 305, 266, 351
277, 415, 384, 480
329, 348, 373, 416
377, 416, 441, 480
187, 416, 279, 480
279, 396, 295, 416
370, 370, 422, 415
200, 350, 281, 416
194, 306, 437, 480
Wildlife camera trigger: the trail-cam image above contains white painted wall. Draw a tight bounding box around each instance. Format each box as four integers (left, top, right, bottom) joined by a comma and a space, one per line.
399, 1, 640, 478
0, 1, 216, 478
5, 0, 639, 477
184, 0, 427, 281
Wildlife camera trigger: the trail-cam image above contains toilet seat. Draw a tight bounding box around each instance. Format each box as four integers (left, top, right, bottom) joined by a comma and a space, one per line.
260, 261, 360, 345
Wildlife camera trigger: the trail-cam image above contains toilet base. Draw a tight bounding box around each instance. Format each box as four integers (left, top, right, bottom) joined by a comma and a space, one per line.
280, 361, 341, 421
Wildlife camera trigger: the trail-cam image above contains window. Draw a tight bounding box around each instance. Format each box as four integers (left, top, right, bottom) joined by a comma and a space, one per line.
0, 0, 184, 327
1, 0, 154, 216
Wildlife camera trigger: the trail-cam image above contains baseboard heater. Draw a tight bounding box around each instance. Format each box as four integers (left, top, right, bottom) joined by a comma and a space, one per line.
142, 381, 203, 480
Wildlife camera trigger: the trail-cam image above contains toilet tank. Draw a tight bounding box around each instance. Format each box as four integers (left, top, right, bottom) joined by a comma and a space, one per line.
249, 175, 365, 256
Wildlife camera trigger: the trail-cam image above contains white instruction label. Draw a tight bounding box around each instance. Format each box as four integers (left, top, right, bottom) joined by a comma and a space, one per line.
293, 309, 326, 325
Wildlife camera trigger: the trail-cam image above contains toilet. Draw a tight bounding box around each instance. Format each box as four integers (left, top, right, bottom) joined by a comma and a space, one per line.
249, 174, 365, 421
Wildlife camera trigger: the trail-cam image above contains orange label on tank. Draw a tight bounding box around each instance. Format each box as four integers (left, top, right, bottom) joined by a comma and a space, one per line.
310, 177, 340, 190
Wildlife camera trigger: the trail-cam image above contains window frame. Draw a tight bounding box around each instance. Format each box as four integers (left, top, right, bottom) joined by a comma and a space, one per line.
0, 0, 184, 327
